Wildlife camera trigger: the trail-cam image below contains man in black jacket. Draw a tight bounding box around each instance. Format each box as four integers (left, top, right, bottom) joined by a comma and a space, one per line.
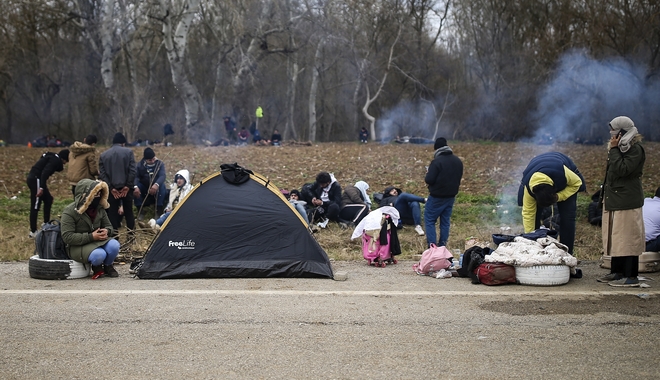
27, 149, 69, 237
309, 171, 343, 226
424, 138, 463, 247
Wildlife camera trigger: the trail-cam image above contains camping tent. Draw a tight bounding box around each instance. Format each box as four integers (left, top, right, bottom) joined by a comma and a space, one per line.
136, 164, 334, 279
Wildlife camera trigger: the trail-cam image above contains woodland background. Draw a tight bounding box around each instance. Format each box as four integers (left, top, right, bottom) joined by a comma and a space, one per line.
0, 0, 659, 145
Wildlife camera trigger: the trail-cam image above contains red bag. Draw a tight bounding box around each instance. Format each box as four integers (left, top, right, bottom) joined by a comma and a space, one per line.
473, 263, 516, 285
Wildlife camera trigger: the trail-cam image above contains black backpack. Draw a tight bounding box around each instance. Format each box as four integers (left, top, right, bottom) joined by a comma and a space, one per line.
35, 220, 69, 260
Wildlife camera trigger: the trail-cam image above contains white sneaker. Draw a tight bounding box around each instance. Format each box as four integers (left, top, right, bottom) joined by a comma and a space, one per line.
148, 219, 157, 229
317, 218, 330, 229
414, 225, 425, 236
28, 231, 37, 239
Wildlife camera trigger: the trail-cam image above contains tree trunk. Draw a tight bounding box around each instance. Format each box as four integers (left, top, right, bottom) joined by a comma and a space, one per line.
308, 39, 324, 142
160, 0, 204, 142
99, 0, 118, 130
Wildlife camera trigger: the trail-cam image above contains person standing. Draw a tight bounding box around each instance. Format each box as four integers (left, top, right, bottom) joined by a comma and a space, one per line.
424, 137, 463, 247
99, 132, 137, 236
517, 151, 586, 254
26, 149, 69, 237
643, 186, 660, 252
224, 116, 237, 143
67, 134, 98, 197
599, 116, 646, 287
133, 147, 167, 219
61, 179, 120, 279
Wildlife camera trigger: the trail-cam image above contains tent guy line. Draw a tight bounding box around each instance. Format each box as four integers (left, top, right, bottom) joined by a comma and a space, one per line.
1, 289, 656, 296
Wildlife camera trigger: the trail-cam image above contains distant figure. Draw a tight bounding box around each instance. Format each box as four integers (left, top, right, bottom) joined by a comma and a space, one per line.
67, 134, 98, 197
237, 127, 249, 145
163, 123, 174, 146
26, 149, 69, 238
271, 129, 282, 146
253, 129, 269, 146
359, 127, 369, 143
224, 116, 237, 143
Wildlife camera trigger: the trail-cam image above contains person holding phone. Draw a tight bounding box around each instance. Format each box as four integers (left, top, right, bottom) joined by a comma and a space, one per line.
599, 116, 646, 287
61, 179, 120, 279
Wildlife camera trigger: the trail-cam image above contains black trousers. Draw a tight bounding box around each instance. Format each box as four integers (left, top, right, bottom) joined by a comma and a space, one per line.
611, 256, 639, 278
27, 175, 53, 232
106, 192, 135, 234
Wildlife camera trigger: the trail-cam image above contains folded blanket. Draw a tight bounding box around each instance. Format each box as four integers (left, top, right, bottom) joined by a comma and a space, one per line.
485, 236, 577, 267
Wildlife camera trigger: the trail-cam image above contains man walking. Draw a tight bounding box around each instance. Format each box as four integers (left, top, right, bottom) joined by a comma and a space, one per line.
99, 132, 137, 236
27, 149, 69, 237
424, 138, 463, 247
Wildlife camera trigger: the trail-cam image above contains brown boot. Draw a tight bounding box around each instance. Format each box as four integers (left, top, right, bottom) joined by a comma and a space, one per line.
104, 264, 119, 277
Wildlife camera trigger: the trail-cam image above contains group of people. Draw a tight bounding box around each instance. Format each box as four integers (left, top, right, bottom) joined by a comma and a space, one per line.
221, 115, 281, 146
282, 137, 464, 250
25, 115, 658, 286
518, 116, 654, 287
27, 132, 194, 279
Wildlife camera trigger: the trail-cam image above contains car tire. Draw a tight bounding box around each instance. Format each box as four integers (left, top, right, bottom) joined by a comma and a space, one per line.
28, 255, 90, 280
515, 265, 570, 286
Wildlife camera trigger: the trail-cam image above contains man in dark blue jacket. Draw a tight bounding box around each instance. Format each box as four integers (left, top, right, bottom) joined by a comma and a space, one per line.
133, 147, 167, 218
424, 138, 463, 247
27, 149, 69, 237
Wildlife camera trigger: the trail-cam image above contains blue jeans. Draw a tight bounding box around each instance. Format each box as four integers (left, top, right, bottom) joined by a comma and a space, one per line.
289, 201, 309, 224
88, 239, 121, 266
394, 193, 424, 225
134, 182, 167, 208
424, 196, 455, 247
156, 211, 172, 226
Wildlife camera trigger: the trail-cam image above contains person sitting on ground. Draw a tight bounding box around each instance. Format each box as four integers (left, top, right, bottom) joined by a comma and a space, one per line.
270, 129, 282, 146
134, 147, 167, 220
308, 171, 343, 226
340, 181, 371, 225
359, 127, 369, 143
288, 189, 309, 225
60, 179, 120, 279
252, 128, 270, 146
643, 186, 660, 252
379, 186, 426, 236
26, 149, 69, 238
67, 134, 98, 197
148, 169, 193, 230
237, 127, 249, 145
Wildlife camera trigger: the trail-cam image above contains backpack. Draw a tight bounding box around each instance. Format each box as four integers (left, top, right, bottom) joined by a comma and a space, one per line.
35, 220, 69, 260
473, 262, 516, 286
413, 244, 453, 275
220, 163, 253, 185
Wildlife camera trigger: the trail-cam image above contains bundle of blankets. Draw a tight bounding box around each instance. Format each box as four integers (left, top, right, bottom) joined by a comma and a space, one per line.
485, 236, 578, 268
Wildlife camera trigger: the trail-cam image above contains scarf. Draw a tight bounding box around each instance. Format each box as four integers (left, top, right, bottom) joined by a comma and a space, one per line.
433, 145, 453, 158
354, 181, 371, 206
609, 116, 638, 153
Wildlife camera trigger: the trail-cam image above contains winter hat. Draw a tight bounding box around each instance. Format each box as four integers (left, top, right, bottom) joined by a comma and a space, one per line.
434, 137, 447, 150
112, 132, 127, 144
58, 149, 70, 162
143, 147, 155, 160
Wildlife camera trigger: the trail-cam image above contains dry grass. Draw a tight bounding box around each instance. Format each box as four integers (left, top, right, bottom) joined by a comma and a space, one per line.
1, 141, 658, 262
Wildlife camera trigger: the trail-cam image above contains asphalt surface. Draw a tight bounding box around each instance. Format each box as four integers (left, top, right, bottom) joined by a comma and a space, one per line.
1, 260, 659, 379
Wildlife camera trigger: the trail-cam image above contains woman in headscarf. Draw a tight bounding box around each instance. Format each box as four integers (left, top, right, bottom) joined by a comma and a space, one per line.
340, 181, 371, 225
598, 116, 646, 287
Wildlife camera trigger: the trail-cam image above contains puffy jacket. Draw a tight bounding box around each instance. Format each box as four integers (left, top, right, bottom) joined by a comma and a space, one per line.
67, 141, 98, 185
60, 179, 114, 263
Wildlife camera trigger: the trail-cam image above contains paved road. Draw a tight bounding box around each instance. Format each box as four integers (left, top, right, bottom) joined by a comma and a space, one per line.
1, 260, 659, 379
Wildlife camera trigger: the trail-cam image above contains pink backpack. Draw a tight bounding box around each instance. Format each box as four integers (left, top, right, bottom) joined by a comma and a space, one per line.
413, 244, 453, 275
